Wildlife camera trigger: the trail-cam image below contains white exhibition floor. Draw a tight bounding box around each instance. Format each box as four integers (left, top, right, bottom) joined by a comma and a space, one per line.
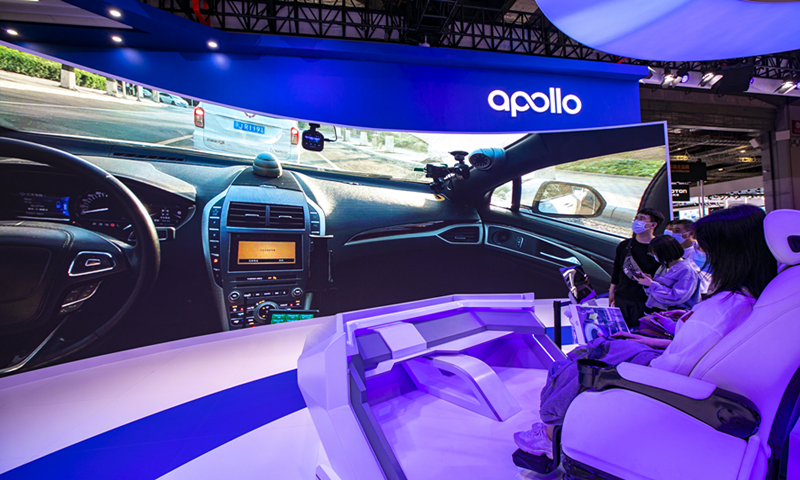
373, 367, 549, 480
0, 319, 328, 480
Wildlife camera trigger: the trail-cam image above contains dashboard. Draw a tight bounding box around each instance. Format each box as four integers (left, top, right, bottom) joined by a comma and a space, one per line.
0, 165, 195, 242
0, 143, 615, 359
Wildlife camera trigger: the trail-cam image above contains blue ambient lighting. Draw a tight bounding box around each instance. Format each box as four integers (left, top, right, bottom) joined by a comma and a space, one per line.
56, 196, 70, 217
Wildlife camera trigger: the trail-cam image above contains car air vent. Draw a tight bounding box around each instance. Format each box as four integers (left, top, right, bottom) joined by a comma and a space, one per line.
111, 152, 185, 162
228, 202, 267, 228
268, 205, 305, 229
439, 226, 480, 244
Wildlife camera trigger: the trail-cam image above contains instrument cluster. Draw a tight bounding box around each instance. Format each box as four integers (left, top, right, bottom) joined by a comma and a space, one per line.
2, 169, 194, 242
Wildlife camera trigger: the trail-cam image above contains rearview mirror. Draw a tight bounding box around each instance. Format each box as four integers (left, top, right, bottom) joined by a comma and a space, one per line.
532, 181, 606, 217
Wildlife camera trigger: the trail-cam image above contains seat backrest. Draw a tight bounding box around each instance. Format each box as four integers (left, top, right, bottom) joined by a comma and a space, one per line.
690, 209, 800, 443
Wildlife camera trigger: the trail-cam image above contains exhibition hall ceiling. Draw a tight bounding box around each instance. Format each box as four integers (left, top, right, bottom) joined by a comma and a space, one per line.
535, 0, 800, 62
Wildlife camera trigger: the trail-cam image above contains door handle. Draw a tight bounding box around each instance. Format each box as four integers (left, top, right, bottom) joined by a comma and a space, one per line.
539, 252, 580, 265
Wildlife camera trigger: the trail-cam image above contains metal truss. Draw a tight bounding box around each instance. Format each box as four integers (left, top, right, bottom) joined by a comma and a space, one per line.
145, 0, 800, 80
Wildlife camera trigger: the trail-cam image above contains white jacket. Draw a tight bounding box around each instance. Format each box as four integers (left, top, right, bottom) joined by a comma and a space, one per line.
649, 291, 756, 376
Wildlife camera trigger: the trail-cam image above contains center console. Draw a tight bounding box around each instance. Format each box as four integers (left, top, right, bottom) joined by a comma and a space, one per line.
203, 169, 325, 330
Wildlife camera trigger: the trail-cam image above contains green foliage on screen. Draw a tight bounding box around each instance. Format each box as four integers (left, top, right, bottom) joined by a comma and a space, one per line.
556, 158, 664, 177
0, 45, 106, 90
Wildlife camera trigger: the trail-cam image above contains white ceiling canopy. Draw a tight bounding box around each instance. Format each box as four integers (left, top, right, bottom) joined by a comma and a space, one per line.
536, 0, 800, 62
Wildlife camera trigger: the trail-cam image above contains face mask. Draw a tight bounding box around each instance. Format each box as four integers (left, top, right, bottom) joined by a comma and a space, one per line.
665, 229, 687, 243
692, 249, 707, 270
632, 220, 648, 234
683, 247, 693, 258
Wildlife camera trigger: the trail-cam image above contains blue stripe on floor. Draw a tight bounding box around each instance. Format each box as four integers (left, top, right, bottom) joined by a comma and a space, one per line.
0, 369, 306, 480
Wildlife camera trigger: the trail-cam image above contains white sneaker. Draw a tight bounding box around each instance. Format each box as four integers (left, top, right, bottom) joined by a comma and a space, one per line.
513, 422, 553, 459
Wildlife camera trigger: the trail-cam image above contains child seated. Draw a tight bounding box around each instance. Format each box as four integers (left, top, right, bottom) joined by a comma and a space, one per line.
636, 235, 701, 311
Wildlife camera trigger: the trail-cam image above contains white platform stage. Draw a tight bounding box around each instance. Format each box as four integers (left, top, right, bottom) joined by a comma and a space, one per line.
0, 296, 570, 480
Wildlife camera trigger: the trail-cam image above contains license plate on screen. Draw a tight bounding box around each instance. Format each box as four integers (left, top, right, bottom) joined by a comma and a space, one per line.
233, 121, 265, 135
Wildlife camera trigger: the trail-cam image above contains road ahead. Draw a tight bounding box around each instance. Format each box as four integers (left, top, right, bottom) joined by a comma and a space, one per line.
0, 72, 425, 178
0, 76, 195, 146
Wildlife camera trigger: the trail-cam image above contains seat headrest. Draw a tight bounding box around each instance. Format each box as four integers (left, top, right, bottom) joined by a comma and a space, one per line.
765, 209, 800, 267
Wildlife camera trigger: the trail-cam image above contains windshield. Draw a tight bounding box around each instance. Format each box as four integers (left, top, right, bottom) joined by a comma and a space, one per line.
0, 45, 524, 182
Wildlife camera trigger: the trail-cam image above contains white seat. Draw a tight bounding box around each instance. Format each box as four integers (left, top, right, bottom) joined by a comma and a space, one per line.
559, 209, 800, 480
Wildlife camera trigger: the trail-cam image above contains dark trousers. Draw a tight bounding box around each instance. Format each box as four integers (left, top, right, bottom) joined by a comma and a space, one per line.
615, 297, 647, 328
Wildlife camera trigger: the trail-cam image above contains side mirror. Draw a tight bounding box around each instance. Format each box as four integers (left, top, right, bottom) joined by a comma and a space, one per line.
302, 125, 325, 152
532, 181, 606, 217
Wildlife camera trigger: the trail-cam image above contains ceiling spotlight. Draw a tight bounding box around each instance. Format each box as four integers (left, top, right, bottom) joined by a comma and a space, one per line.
775, 76, 798, 94
207, 40, 218, 49
699, 68, 723, 87
109, 9, 122, 17
7, 29, 19, 36
662, 68, 681, 88
112, 36, 122, 43
639, 67, 656, 84
676, 66, 690, 85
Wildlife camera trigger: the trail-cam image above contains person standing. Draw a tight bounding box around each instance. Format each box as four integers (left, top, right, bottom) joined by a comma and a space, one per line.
609, 208, 664, 327
665, 219, 694, 253
666, 219, 711, 295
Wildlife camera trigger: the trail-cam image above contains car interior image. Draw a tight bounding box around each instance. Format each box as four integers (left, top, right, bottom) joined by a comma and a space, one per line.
0, 89, 670, 373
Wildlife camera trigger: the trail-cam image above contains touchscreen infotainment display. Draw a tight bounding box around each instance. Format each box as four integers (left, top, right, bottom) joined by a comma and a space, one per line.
228, 233, 303, 271
237, 241, 296, 265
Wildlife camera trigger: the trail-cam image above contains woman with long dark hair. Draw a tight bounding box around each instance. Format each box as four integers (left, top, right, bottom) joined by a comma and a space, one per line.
639, 204, 778, 373
514, 205, 778, 459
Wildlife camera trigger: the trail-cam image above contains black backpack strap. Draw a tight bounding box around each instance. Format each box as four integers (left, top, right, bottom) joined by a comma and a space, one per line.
766, 365, 800, 479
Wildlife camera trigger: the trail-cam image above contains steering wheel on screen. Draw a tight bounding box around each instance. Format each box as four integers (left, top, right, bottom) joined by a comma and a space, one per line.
0, 138, 160, 374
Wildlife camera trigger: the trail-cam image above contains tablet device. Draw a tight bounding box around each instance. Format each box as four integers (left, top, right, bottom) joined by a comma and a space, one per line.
569, 304, 630, 344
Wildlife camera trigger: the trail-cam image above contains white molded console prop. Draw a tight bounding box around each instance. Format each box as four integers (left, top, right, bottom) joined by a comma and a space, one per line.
404, 353, 522, 421
297, 321, 387, 480
297, 293, 563, 480
377, 323, 427, 359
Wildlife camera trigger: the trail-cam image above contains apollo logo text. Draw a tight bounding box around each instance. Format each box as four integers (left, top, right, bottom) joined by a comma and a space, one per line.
488, 88, 582, 117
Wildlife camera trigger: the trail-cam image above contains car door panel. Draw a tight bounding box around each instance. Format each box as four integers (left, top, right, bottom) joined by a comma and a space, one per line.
480, 208, 621, 293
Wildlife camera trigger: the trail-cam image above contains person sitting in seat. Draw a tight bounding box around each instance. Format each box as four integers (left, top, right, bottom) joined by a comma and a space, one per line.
635, 235, 701, 311
513, 205, 777, 459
